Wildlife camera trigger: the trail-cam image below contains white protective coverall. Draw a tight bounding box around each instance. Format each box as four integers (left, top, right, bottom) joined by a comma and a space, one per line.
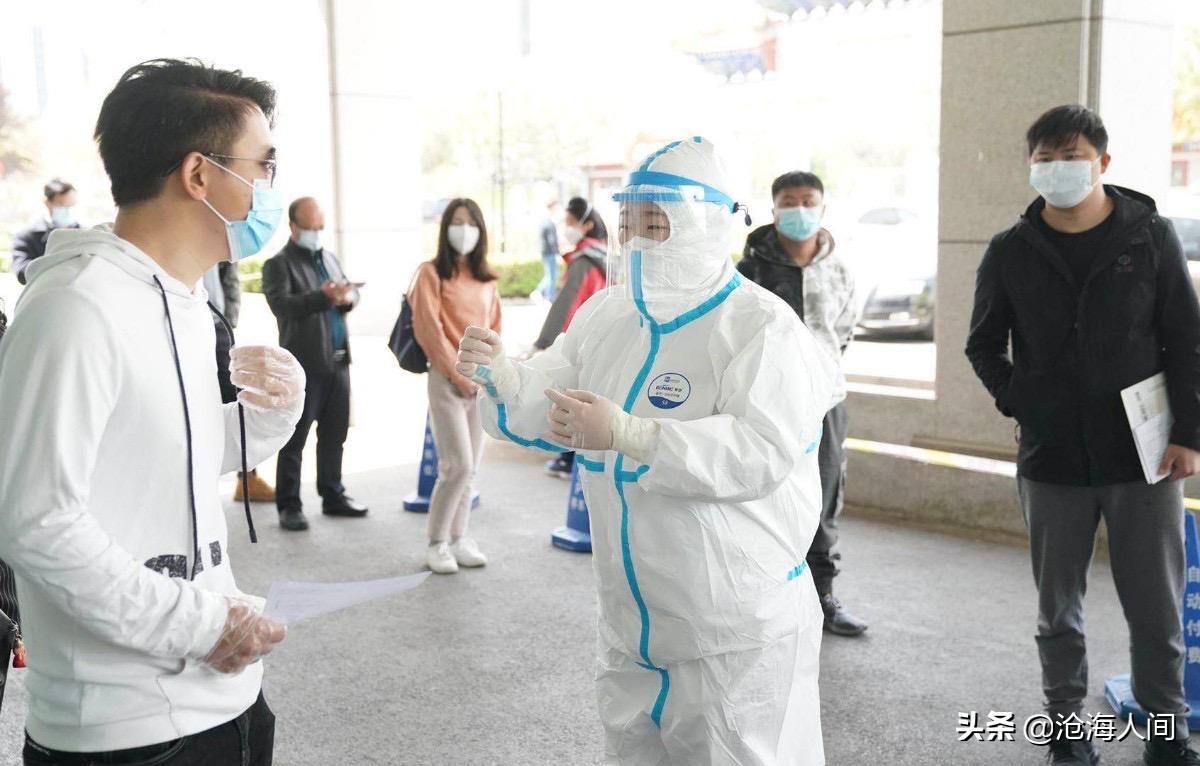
472, 137, 835, 765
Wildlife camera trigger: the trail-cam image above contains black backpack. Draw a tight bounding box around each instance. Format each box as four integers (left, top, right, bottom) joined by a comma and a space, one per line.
388, 294, 428, 374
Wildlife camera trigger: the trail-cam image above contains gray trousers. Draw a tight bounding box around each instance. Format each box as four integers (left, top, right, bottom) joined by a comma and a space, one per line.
1018, 477, 1189, 737
807, 401, 848, 597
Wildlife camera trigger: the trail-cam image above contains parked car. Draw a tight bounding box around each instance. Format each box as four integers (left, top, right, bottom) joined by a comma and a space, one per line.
851, 206, 935, 341
1166, 217, 1200, 301
857, 274, 935, 340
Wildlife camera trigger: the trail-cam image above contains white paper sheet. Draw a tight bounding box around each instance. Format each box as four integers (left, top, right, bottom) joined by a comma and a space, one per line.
264, 572, 430, 625
1121, 372, 1172, 484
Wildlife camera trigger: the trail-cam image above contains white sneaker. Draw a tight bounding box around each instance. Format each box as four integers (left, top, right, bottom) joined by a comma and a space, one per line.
426, 542, 459, 574
450, 538, 488, 568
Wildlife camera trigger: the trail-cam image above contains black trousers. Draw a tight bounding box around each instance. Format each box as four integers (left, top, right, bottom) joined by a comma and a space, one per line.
0, 616, 15, 717
214, 320, 237, 406
275, 362, 350, 512
23, 692, 275, 766
806, 401, 849, 597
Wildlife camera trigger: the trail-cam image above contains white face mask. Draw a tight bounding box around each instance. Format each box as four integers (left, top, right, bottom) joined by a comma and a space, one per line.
296, 229, 322, 251
447, 223, 480, 255
563, 226, 584, 246
1029, 158, 1100, 209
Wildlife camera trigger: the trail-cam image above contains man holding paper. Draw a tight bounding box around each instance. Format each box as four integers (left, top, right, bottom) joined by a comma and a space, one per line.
966, 105, 1200, 765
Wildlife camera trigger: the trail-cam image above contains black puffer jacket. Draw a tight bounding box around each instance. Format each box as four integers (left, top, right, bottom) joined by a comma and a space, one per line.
966, 186, 1200, 486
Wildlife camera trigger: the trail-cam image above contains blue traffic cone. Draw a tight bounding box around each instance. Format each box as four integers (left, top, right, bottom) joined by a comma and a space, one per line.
403, 415, 481, 513
1106, 510, 1200, 729
551, 460, 591, 552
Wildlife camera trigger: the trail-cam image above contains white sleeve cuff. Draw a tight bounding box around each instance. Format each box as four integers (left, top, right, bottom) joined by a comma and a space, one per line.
611, 410, 661, 464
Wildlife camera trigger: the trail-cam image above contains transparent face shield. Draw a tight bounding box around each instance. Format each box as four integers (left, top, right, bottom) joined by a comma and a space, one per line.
606, 183, 738, 321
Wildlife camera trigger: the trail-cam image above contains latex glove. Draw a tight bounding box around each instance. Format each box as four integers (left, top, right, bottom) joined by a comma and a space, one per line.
201, 600, 286, 675
229, 346, 306, 412
543, 389, 661, 462
456, 326, 518, 401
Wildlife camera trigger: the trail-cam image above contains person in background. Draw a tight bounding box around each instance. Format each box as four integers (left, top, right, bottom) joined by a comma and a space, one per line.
0, 309, 19, 719
966, 104, 1200, 766
262, 197, 367, 531
738, 170, 866, 638
11, 179, 81, 285
535, 199, 561, 302
205, 261, 276, 502
410, 198, 502, 574
533, 196, 608, 480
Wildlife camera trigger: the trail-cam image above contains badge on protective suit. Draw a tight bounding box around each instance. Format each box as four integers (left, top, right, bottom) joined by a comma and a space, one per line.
647, 373, 691, 409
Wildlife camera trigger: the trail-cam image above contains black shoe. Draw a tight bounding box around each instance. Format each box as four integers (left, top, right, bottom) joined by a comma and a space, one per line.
820, 594, 868, 636
322, 495, 368, 517
1045, 737, 1100, 764
278, 508, 309, 531
1145, 738, 1200, 765
545, 456, 573, 479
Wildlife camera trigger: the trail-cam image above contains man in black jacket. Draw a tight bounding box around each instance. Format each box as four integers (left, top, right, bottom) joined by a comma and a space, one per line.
262, 197, 367, 530
966, 105, 1200, 766
10, 178, 81, 284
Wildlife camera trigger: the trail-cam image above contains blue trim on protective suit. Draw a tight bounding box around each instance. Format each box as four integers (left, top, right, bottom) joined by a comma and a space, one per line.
614, 257, 741, 728
622, 170, 737, 212
577, 455, 605, 473
637, 141, 682, 171
787, 561, 809, 581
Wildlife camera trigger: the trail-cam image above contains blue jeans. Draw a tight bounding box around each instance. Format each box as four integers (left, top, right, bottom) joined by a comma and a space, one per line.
539, 254, 559, 301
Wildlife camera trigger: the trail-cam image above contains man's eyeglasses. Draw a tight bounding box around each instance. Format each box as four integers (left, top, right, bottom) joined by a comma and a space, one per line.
164, 152, 277, 186
207, 153, 277, 186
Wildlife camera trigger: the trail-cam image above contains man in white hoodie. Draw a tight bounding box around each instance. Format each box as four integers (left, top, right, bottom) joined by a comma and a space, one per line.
0, 59, 305, 765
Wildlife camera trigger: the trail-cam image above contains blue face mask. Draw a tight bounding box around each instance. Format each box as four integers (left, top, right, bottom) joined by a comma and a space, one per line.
201, 156, 284, 262
50, 206, 76, 228
776, 206, 823, 242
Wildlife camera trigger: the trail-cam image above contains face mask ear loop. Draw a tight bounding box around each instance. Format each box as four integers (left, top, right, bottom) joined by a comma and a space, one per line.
208, 302, 257, 544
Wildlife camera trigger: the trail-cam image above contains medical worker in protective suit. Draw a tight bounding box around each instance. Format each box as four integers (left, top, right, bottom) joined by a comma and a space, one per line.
457, 137, 835, 765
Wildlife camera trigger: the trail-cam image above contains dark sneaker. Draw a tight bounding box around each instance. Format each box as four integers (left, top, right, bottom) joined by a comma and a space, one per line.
1047, 737, 1100, 764
278, 508, 310, 531
820, 594, 868, 637
545, 456, 573, 479
1145, 738, 1200, 765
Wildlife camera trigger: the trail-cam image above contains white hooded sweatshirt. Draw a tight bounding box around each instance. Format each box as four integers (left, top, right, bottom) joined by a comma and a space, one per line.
0, 227, 301, 752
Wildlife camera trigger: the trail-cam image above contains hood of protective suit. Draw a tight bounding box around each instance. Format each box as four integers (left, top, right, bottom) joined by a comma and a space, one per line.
611, 137, 743, 322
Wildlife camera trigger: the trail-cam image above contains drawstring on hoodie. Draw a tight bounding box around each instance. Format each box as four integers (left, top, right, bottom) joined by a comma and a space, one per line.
209, 305, 257, 546
153, 276, 256, 583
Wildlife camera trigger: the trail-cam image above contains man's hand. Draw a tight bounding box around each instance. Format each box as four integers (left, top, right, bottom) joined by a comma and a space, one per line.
201, 602, 286, 675
321, 280, 356, 306
229, 346, 306, 412
1160, 444, 1200, 482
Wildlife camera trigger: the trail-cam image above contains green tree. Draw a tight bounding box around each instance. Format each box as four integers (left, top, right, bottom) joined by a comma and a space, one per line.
0, 87, 33, 178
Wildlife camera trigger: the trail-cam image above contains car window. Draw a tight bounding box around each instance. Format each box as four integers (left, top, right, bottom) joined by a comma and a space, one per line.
1169, 217, 1200, 261
858, 208, 917, 226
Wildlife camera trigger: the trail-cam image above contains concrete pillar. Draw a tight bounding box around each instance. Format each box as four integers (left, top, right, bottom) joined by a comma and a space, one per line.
846, 0, 1176, 532
324, 0, 422, 335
